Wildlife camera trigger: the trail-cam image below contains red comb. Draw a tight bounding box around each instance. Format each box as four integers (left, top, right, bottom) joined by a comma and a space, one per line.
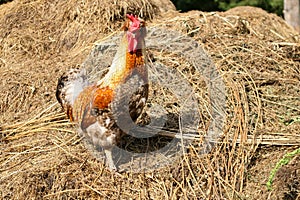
126, 14, 139, 22
125, 14, 145, 52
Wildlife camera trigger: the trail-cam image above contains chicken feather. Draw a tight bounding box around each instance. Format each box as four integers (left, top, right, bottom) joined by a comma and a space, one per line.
56, 14, 148, 171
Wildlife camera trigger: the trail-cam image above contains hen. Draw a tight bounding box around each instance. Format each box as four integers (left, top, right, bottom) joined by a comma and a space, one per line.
56, 14, 148, 171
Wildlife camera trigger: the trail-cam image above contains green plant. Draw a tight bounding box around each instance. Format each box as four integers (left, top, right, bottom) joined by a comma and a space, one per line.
170, 0, 219, 12
216, 0, 283, 16
0, 0, 13, 4
171, 0, 284, 16
266, 148, 300, 190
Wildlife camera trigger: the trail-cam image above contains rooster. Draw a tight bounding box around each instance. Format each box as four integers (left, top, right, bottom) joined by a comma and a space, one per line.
56, 14, 148, 171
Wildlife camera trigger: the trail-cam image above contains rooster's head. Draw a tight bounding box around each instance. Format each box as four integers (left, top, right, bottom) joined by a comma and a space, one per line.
124, 14, 146, 53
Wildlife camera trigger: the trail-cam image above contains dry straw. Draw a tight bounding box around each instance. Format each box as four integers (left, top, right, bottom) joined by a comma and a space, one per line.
0, 0, 300, 199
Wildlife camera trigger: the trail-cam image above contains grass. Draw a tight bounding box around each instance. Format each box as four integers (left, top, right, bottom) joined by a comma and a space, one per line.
266, 147, 300, 190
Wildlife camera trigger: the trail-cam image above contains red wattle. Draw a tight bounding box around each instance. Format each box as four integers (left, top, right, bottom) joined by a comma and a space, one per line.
127, 32, 138, 52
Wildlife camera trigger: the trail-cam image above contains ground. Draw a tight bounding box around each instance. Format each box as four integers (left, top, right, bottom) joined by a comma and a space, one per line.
0, 1, 299, 199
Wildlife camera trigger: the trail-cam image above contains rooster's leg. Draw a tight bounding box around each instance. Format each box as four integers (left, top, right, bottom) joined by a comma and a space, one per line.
104, 149, 117, 171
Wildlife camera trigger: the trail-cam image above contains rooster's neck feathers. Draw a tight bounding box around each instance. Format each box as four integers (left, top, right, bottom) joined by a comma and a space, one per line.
96, 14, 147, 90
97, 33, 146, 89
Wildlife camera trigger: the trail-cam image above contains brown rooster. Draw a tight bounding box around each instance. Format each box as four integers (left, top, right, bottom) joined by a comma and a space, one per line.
56, 14, 148, 171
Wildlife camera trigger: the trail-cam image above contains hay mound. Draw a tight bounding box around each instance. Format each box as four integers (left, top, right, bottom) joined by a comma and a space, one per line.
0, 0, 174, 61
0, 0, 175, 123
1, 1, 300, 199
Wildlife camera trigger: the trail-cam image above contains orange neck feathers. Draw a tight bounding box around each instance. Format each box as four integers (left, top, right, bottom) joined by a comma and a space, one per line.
91, 15, 147, 112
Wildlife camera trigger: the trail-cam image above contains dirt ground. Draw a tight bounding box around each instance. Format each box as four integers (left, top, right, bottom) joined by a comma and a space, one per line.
0, 0, 300, 199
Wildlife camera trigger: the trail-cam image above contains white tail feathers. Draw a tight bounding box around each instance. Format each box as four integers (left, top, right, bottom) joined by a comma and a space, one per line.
63, 68, 89, 106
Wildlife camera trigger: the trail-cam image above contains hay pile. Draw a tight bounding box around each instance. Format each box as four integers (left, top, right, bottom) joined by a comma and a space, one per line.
0, 0, 175, 123
0, 0, 300, 199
